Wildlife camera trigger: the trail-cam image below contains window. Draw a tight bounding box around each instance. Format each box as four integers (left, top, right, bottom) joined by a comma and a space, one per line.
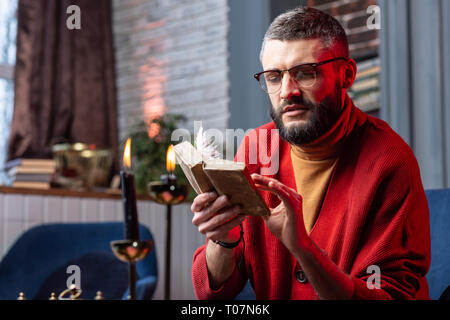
0, 0, 18, 184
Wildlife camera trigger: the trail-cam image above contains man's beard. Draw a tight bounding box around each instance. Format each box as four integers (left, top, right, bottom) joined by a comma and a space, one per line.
270, 92, 343, 146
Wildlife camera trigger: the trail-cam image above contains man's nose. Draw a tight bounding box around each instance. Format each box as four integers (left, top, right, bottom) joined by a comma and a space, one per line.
279, 72, 301, 100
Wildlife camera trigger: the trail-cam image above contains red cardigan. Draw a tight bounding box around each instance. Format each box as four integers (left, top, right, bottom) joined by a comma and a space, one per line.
191, 103, 431, 300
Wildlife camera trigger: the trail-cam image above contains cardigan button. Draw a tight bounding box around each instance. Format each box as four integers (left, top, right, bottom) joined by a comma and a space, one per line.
295, 270, 307, 283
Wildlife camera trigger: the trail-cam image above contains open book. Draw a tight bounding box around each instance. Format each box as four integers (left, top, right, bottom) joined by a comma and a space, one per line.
173, 141, 270, 216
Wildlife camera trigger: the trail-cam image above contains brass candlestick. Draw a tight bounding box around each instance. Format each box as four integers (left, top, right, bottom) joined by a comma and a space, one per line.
110, 239, 153, 300
112, 137, 154, 300
148, 174, 188, 300
58, 284, 83, 300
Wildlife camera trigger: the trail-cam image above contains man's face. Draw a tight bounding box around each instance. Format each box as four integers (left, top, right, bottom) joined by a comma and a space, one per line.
261, 39, 346, 145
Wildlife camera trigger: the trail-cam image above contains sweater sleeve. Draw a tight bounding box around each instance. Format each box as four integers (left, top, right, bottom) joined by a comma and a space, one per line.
191, 243, 248, 300
348, 140, 431, 300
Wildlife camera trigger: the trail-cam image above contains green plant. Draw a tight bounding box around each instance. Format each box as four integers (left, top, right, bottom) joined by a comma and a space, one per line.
126, 114, 192, 199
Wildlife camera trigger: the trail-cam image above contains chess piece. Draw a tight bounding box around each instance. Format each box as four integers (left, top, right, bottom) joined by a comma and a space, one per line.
94, 291, 104, 300
49, 293, 57, 300
17, 292, 26, 300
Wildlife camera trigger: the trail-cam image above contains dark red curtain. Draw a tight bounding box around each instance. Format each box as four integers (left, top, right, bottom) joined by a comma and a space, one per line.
7, 0, 119, 171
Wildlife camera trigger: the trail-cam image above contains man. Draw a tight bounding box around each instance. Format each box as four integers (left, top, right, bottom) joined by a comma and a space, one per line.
190, 7, 430, 300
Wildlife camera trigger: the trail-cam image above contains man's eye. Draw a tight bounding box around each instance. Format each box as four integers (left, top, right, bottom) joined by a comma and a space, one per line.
264, 72, 281, 82
293, 68, 315, 81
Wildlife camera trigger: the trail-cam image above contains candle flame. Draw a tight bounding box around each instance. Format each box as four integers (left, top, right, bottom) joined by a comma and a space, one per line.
166, 144, 176, 172
123, 138, 132, 168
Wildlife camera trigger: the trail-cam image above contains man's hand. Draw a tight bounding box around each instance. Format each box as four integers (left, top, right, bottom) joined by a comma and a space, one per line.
252, 173, 354, 299
191, 192, 245, 243
191, 192, 245, 289
252, 174, 309, 253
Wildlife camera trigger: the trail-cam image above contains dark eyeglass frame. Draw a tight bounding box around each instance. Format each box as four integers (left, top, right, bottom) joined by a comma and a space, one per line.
253, 57, 348, 93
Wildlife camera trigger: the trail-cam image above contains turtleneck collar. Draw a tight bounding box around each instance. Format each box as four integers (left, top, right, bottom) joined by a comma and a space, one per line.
291, 94, 366, 161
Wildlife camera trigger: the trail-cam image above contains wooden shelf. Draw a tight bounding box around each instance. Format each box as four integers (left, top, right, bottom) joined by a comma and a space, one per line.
0, 186, 152, 201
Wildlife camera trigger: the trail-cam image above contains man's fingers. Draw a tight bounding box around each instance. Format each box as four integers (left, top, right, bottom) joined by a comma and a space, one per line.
251, 173, 270, 185
192, 194, 231, 226
254, 183, 284, 200
254, 179, 290, 202
254, 177, 302, 212
268, 180, 292, 198
206, 215, 245, 242
252, 174, 291, 195
198, 205, 241, 234
252, 173, 279, 185
191, 192, 217, 212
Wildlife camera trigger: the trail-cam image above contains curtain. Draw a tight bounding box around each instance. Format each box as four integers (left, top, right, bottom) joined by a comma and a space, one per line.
7, 0, 118, 171
379, 0, 450, 189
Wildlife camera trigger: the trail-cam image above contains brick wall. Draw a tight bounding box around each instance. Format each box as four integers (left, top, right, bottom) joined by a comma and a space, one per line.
308, 0, 378, 59
112, 0, 230, 143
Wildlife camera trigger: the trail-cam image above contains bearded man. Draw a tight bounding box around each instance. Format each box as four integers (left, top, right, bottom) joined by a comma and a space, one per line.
190, 7, 430, 300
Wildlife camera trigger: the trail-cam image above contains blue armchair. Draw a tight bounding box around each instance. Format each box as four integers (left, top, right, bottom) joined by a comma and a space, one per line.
425, 189, 450, 300
0, 222, 157, 300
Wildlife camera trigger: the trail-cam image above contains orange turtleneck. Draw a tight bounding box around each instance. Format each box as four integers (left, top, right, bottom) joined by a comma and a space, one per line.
290, 94, 360, 234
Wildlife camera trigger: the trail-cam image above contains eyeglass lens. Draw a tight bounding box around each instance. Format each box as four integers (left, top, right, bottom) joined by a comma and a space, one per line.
259, 66, 317, 93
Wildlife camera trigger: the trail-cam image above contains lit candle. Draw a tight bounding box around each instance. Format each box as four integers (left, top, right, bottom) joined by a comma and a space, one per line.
121, 138, 140, 241
166, 145, 176, 175
162, 144, 177, 184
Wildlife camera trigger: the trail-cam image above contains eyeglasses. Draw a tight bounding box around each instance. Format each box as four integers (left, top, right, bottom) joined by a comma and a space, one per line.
253, 57, 347, 94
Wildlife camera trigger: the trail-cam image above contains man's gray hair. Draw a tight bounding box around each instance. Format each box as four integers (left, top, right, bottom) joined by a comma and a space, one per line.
260, 7, 349, 62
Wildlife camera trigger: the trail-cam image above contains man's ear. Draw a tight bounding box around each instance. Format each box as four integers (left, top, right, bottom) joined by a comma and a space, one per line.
342, 59, 357, 89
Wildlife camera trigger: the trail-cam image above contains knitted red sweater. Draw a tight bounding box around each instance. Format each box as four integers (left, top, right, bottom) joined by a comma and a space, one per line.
191, 99, 431, 300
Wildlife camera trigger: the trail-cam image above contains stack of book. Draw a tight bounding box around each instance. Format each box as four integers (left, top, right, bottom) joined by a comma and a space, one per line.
5, 158, 56, 189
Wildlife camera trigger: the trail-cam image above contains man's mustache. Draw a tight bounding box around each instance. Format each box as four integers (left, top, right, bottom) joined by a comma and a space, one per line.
278, 96, 317, 112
